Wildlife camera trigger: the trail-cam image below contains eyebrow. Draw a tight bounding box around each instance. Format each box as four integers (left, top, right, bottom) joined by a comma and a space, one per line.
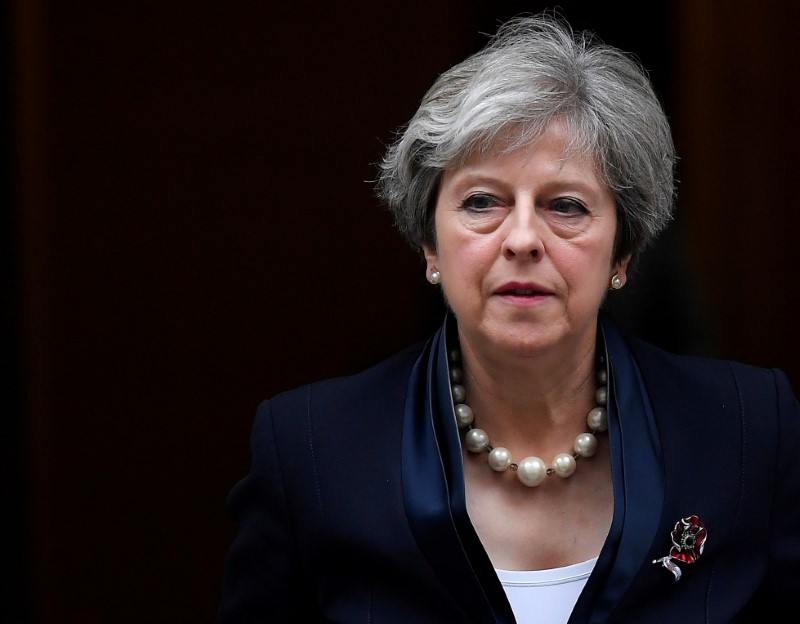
444, 169, 605, 198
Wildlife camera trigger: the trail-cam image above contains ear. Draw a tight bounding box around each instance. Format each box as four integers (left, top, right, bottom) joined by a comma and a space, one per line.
612, 254, 632, 287
422, 244, 439, 275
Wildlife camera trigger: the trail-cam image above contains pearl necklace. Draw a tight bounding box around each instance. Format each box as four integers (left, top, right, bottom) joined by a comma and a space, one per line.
449, 346, 609, 487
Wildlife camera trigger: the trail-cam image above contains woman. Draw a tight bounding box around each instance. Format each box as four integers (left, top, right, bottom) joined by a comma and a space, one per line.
218, 14, 800, 623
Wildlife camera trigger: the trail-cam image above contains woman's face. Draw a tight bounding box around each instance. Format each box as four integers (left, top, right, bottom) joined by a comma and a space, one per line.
423, 122, 629, 360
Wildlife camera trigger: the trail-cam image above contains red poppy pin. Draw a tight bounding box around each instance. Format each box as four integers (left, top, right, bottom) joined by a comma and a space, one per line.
652, 515, 707, 581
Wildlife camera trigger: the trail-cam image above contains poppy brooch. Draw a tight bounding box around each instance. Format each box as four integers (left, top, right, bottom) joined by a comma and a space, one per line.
652, 515, 707, 581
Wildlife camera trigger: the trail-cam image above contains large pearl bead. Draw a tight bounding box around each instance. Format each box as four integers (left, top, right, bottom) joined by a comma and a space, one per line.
465, 428, 489, 453
587, 407, 608, 432
552, 452, 577, 478
517, 456, 547, 487
574, 432, 598, 457
488, 447, 513, 472
455, 403, 474, 428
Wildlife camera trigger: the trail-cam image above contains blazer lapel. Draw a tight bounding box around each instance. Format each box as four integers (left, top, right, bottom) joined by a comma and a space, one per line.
575, 315, 666, 623
401, 316, 516, 624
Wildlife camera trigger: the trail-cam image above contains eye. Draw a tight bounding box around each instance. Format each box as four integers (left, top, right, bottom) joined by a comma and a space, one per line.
550, 197, 588, 216
459, 193, 500, 212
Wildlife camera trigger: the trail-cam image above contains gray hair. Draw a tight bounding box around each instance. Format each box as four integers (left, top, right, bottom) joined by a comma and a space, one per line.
375, 13, 676, 264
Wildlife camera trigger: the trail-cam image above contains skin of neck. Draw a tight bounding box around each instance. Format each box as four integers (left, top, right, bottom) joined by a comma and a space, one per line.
455, 322, 599, 444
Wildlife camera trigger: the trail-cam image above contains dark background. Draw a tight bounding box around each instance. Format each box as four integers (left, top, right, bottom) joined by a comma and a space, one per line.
3, 1, 798, 622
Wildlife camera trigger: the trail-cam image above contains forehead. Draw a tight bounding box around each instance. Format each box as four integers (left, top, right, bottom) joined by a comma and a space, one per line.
453, 120, 600, 175
446, 121, 602, 184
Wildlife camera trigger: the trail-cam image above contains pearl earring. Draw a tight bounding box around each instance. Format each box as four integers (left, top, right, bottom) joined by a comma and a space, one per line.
610, 274, 623, 290
429, 269, 441, 285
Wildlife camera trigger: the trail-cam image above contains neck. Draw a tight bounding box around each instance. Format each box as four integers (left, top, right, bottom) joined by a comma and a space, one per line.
456, 337, 598, 432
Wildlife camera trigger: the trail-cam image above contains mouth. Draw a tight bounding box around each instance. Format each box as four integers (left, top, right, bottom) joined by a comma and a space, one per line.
495, 282, 551, 297
498, 287, 546, 296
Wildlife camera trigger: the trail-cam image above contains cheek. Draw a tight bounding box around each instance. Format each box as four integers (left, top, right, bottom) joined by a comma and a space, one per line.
437, 242, 496, 309
448, 239, 496, 280
557, 243, 613, 288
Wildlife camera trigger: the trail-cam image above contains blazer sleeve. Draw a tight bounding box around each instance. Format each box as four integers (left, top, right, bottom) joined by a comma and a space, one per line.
218, 398, 313, 623
748, 368, 800, 606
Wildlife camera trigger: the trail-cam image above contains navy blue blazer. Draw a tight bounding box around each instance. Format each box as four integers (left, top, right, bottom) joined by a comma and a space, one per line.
218, 313, 800, 623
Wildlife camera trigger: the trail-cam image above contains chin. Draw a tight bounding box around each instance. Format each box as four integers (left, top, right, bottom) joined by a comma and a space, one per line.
485, 321, 564, 357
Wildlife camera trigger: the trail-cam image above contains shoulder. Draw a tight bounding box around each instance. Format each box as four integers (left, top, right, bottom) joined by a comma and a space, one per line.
613, 330, 799, 434
600, 311, 797, 419
624, 332, 791, 396
246, 340, 428, 482
264, 339, 427, 415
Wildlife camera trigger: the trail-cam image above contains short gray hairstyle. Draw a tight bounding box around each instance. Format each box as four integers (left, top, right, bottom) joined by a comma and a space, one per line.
375, 13, 676, 264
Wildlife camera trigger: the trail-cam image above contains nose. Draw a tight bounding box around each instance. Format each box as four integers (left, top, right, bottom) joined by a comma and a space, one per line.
501, 207, 544, 260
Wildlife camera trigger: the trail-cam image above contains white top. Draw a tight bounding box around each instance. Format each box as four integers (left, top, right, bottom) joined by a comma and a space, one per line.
495, 558, 597, 624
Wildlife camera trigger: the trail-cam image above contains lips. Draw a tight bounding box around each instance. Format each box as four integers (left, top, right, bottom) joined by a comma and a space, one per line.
495, 282, 551, 296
